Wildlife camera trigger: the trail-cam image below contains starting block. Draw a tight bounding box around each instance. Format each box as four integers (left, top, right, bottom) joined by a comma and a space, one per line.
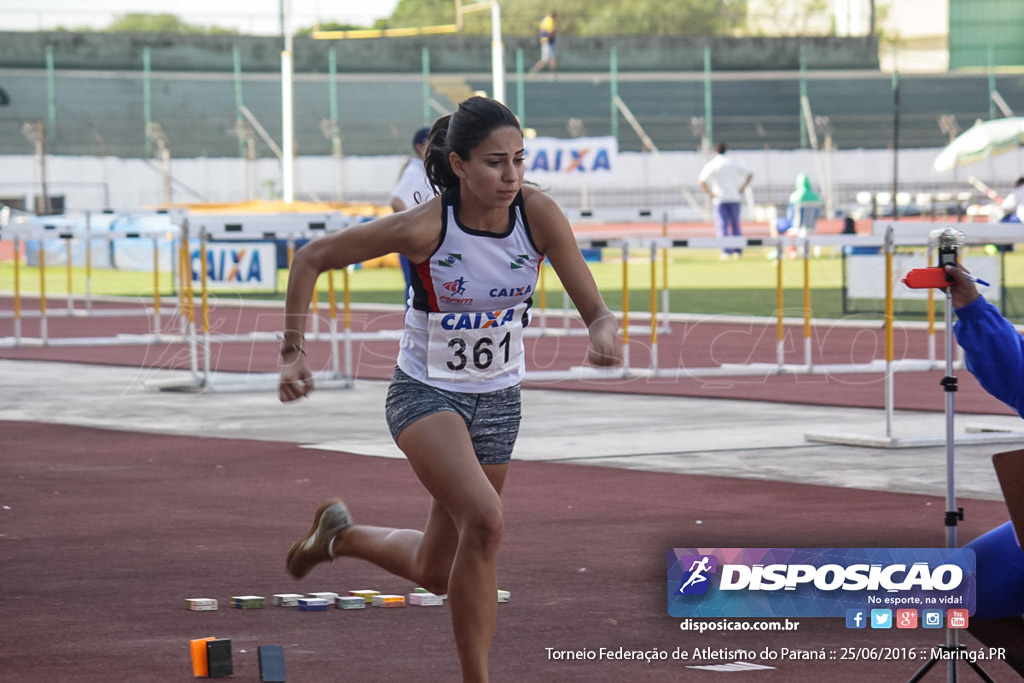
190, 637, 215, 677
190, 637, 232, 678
258, 645, 286, 683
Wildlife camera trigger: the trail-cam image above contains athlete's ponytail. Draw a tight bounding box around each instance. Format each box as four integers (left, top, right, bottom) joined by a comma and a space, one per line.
423, 97, 522, 195
424, 115, 458, 195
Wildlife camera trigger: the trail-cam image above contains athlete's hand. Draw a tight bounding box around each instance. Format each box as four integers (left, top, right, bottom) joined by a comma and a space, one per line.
943, 264, 981, 310
587, 318, 623, 367
279, 353, 315, 401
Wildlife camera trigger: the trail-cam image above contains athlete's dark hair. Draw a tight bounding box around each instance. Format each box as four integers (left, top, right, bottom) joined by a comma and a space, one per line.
423, 96, 522, 195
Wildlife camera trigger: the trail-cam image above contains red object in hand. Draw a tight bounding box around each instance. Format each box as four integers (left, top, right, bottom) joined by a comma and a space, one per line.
902, 267, 951, 289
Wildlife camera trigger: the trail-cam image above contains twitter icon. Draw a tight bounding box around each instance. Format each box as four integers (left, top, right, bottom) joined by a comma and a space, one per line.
870, 609, 893, 629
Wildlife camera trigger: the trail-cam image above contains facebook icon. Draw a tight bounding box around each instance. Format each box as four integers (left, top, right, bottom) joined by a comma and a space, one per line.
846, 609, 867, 629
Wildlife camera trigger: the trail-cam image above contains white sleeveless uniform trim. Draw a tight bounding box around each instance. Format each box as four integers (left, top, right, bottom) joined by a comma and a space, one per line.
396, 188, 543, 393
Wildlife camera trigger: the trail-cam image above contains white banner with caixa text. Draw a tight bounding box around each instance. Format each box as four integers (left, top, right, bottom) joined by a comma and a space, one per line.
523, 136, 617, 176
186, 242, 278, 291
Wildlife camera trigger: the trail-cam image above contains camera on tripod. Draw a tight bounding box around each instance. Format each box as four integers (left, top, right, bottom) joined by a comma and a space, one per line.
902, 228, 966, 289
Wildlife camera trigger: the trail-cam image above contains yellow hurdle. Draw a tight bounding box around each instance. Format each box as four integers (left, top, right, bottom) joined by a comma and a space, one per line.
538, 262, 547, 331
178, 237, 190, 329
312, 274, 321, 335
621, 243, 630, 368
884, 243, 894, 365
775, 239, 784, 365
661, 245, 669, 326
327, 270, 342, 378
327, 270, 337, 319
199, 237, 209, 335
12, 235, 21, 341
38, 243, 48, 342
85, 228, 93, 313
152, 237, 161, 334
803, 239, 812, 366
342, 269, 351, 332
649, 242, 658, 369
343, 267, 352, 380
65, 239, 73, 309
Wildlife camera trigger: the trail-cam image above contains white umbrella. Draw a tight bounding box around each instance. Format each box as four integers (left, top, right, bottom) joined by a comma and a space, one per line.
932, 117, 1024, 173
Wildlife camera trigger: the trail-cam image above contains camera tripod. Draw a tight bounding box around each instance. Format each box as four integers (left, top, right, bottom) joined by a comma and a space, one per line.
906, 277, 993, 683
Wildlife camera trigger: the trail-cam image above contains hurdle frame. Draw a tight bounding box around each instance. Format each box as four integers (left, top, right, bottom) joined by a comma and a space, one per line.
5, 211, 1024, 446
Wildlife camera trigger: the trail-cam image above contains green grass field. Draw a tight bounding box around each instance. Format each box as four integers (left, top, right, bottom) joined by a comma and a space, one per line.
3, 246, 1023, 322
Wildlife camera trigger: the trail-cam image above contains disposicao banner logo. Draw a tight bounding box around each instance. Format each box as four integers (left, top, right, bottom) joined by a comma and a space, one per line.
667, 548, 975, 618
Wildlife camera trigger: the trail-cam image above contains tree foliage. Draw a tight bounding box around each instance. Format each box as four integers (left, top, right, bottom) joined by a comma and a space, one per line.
383, 0, 748, 36
74, 2, 757, 37
746, 0, 831, 37
104, 13, 238, 35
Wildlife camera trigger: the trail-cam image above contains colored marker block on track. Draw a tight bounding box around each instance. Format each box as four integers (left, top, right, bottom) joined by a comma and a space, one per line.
273, 593, 304, 607
349, 589, 380, 603
371, 594, 406, 608
336, 596, 366, 609
409, 592, 444, 606
297, 598, 331, 611
186, 598, 217, 611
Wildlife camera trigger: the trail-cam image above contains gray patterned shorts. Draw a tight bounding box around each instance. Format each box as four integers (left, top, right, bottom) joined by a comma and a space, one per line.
385, 367, 522, 465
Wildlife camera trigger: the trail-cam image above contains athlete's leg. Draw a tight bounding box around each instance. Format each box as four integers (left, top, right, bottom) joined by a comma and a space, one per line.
967, 616, 1024, 676
331, 449, 507, 598
329, 410, 506, 682
296, 411, 505, 682
963, 521, 1024, 675
396, 410, 505, 683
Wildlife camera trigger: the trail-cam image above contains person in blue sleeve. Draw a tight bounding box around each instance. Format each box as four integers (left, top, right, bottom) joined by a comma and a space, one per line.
946, 263, 1024, 676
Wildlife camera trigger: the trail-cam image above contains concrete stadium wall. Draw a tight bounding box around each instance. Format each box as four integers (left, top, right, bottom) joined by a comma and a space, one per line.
0, 31, 878, 73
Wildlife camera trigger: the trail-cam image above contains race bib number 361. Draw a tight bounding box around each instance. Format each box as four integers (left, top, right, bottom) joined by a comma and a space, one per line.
426, 304, 526, 381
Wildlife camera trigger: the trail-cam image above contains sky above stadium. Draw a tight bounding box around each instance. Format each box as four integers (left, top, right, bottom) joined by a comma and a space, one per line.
0, 1, 401, 35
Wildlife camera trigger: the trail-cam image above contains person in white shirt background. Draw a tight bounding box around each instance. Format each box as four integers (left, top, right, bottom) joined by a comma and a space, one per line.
390, 126, 435, 303
1000, 176, 1024, 223
698, 142, 754, 259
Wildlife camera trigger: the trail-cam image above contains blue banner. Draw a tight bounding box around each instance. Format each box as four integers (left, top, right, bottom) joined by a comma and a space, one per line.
668, 548, 975, 618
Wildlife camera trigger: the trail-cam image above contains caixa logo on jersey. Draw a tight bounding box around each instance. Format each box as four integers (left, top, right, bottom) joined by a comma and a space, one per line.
440, 308, 517, 330
667, 548, 976, 618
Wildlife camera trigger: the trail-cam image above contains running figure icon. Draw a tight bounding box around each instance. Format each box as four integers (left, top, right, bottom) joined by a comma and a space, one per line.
679, 556, 712, 593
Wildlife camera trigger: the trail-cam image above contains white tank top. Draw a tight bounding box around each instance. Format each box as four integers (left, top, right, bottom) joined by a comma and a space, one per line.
396, 188, 543, 393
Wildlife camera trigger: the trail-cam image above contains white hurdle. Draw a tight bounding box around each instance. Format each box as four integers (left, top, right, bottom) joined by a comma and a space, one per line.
0, 221, 178, 348
6, 209, 1024, 443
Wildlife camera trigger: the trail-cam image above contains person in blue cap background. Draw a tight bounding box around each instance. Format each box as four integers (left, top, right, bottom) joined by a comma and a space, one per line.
390, 126, 435, 304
